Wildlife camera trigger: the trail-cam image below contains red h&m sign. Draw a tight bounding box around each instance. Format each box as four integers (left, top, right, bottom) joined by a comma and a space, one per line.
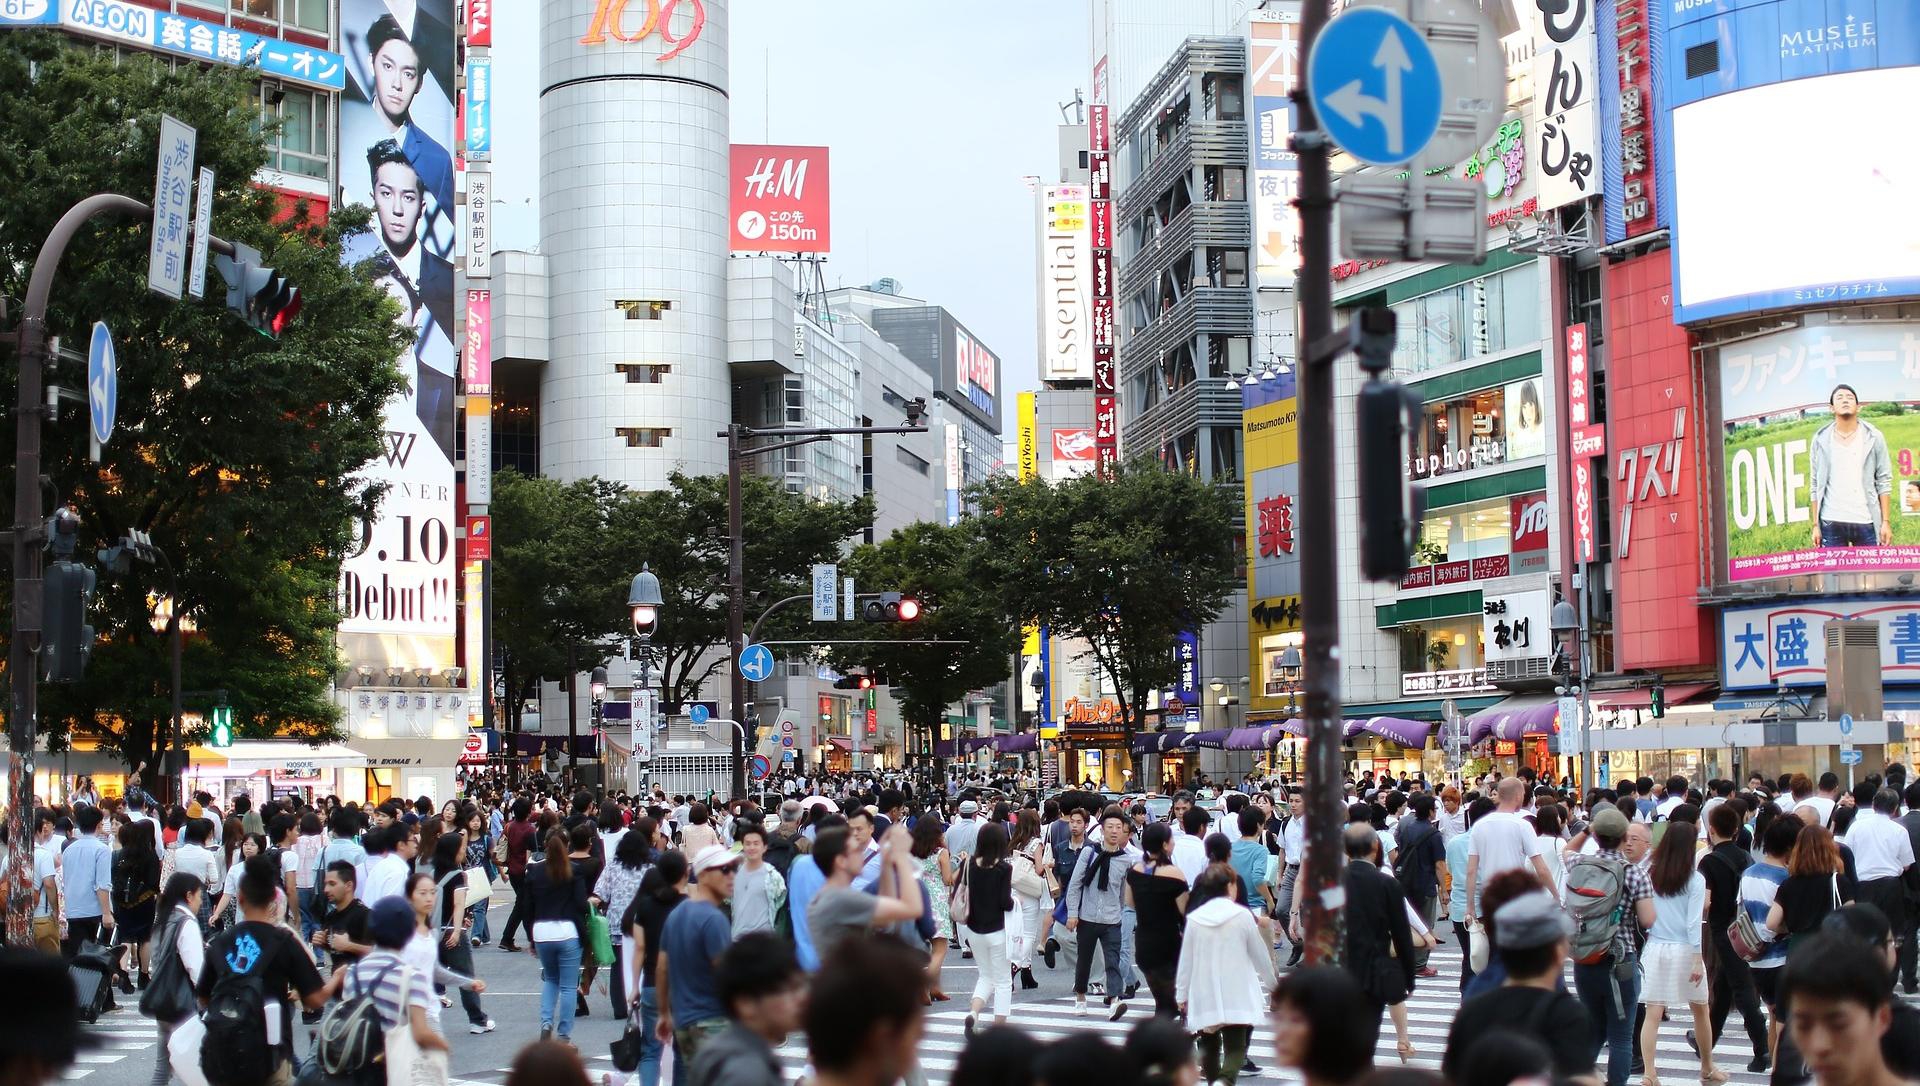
728, 145, 831, 254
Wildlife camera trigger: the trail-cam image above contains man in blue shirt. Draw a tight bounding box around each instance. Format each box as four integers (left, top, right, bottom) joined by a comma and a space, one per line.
59, 806, 113, 955
787, 814, 840, 971
657, 844, 742, 1068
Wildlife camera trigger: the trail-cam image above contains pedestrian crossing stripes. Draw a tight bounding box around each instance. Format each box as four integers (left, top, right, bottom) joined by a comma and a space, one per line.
66, 1002, 161, 1081
444, 944, 1783, 1086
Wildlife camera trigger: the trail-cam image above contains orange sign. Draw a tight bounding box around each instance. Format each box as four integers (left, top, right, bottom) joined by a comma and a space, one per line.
1062, 697, 1126, 726
581, 0, 706, 60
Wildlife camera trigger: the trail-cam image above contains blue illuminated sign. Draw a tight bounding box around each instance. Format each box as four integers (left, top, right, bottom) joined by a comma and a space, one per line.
36, 0, 347, 91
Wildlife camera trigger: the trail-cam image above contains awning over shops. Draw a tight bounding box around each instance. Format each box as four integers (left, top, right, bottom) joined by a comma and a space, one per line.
222, 742, 368, 775
1224, 723, 1301, 750
933, 739, 958, 759
1132, 731, 1196, 754
1592, 683, 1713, 710
1189, 729, 1235, 748
994, 733, 1039, 754
826, 736, 853, 752
1357, 716, 1438, 748
1466, 696, 1561, 744
1344, 719, 1366, 740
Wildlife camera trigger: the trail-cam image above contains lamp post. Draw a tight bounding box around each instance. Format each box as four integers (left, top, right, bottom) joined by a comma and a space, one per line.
1277, 647, 1303, 783
589, 665, 607, 786
1549, 595, 1591, 791
627, 565, 663, 797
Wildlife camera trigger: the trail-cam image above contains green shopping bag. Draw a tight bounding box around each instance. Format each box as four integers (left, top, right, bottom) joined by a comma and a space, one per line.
587, 906, 615, 967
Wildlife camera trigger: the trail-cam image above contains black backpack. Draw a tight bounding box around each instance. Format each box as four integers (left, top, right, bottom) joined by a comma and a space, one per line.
1391, 821, 1436, 896
200, 958, 274, 1085
316, 960, 400, 1076
112, 854, 155, 911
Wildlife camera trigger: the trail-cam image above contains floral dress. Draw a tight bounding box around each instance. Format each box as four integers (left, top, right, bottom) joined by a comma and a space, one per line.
922, 851, 953, 940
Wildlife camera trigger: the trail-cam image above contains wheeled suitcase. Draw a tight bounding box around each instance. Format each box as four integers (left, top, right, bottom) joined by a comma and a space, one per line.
69, 941, 117, 1023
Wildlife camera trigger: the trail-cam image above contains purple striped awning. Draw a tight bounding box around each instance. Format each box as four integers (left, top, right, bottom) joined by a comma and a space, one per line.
1466, 698, 1562, 744
994, 733, 1039, 754
1132, 731, 1195, 754
1224, 724, 1297, 750
1358, 716, 1438, 748
1188, 729, 1235, 749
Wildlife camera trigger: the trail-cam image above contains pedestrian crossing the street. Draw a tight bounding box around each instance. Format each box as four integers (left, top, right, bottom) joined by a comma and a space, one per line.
441, 944, 1788, 1086
67, 1002, 159, 1081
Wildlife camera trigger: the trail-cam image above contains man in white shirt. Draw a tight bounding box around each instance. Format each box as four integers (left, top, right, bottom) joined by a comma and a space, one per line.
1169, 806, 1210, 887
1846, 788, 1915, 949
1463, 778, 1556, 925
945, 800, 983, 860
1797, 773, 1841, 827
173, 818, 222, 914
1657, 775, 1690, 820
361, 823, 417, 906
31, 808, 61, 953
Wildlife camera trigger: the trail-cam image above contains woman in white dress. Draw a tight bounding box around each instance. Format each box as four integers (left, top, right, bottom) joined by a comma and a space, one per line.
1639, 820, 1725, 1085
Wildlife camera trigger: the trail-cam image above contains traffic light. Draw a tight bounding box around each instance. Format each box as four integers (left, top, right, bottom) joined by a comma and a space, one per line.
833, 670, 870, 691
1355, 378, 1425, 581
1649, 681, 1666, 719
209, 705, 234, 748
213, 242, 301, 338
861, 592, 922, 623
40, 558, 97, 682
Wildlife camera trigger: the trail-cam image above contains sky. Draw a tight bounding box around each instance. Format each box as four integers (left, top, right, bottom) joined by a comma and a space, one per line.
489, 1, 1092, 401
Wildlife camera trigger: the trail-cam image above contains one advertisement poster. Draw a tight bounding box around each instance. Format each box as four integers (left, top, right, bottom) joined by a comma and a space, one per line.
1052, 429, 1097, 462
728, 144, 831, 253
1248, 14, 1300, 283
1719, 596, 1920, 691
1483, 589, 1551, 662
1017, 392, 1037, 481
1041, 184, 1092, 382
1505, 374, 1549, 461
463, 289, 491, 395
465, 395, 492, 506
1719, 322, 1920, 581
337, 0, 460, 673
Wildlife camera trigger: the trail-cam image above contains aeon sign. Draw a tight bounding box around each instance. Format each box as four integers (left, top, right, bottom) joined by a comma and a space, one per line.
581, 0, 705, 59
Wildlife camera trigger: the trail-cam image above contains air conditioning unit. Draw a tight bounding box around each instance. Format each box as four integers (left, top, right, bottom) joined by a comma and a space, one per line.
1824, 619, 1883, 721
1487, 656, 1555, 687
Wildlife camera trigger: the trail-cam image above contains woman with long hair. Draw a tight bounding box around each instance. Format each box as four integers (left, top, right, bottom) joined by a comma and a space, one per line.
910, 815, 955, 1002
426, 835, 493, 1034
1767, 822, 1856, 942
1270, 967, 1377, 1086
527, 829, 589, 1044
963, 821, 1018, 1037
1532, 803, 1567, 892
1640, 820, 1723, 1085
1178, 866, 1276, 1086
591, 818, 654, 1020
416, 815, 444, 874
145, 873, 205, 1086
1125, 822, 1189, 1018
1007, 808, 1051, 989
460, 804, 495, 946
620, 849, 688, 1086
110, 820, 162, 991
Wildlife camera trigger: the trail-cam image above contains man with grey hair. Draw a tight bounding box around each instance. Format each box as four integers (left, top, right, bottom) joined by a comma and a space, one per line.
762, 800, 806, 879
1464, 777, 1557, 928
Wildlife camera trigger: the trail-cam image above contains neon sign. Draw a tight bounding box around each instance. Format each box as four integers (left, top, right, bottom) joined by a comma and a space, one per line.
581, 0, 705, 60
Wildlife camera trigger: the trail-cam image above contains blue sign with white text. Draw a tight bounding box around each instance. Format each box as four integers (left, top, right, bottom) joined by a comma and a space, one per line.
1306, 7, 1443, 166
466, 58, 491, 159
0, 0, 57, 25
35, 0, 347, 91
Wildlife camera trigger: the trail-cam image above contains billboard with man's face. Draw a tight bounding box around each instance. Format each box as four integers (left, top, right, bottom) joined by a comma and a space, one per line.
1718, 322, 1920, 583
336, 0, 460, 673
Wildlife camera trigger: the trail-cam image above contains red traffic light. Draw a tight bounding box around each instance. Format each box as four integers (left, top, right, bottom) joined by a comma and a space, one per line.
857, 675, 874, 690
897, 597, 922, 621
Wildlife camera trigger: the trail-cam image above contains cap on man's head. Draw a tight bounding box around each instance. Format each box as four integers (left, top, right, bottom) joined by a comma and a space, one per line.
1590, 807, 1630, 839
957, 800, 979, 815
1493, 891, 1573, 950
691, 844, 740, 876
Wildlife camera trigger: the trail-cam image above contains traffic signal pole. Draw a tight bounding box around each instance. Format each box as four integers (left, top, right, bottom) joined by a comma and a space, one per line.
1291, 0, 1350, 968
6, 194, 243, 946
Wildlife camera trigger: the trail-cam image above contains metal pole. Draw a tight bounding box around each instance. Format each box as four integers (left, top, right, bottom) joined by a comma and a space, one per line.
726, 425, 748, 801
1292, 0, 1348, 967
566, 644, 577, 787
1578, 562, 1594, 792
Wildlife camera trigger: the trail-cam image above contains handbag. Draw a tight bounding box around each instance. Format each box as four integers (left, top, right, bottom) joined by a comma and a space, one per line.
1727, 905, 1772, 962
385, 967, 449, 1086
1467, 918, 1490, 974
948, 861, 972, 926
167, 1011, 211, 1086
139, 915, 199, 1022
463, 868, 493, 909
586, 905, 616, 968
609, 1017, 644, 1073
1010, 850, 1047, 899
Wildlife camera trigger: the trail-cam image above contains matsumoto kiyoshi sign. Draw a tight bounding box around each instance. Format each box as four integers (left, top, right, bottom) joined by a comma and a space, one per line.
1719, 596, 1920, 691
1717, 322, 1920, 582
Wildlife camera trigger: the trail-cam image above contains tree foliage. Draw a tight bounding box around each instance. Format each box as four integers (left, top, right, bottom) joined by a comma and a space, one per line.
826, 521, 1019, 748
0, 40, 411, 767
972, 458, 1240, 747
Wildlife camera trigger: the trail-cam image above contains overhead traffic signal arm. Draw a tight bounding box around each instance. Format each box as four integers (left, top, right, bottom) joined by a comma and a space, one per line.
211, 242, 302, 338
860, 591, 924, 623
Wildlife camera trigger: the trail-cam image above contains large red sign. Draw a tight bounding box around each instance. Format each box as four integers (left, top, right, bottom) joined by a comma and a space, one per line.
728, 145, 831, 254
581, 0, 705, 58
1614, 0, 1658, 239
465, 515, 492, 562
1052, 429, 1097, 462
1511, 493, 1550, 553
1566, 323, 1603, 457
466, 0, 492, 45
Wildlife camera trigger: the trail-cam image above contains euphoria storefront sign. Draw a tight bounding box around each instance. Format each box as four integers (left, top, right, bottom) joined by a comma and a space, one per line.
581, 0, 705, 58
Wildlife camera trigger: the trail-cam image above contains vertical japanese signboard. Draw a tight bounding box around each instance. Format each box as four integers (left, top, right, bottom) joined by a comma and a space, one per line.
1017, 391, 1038, 482
1041, 184, 1092, 382
337, 0, 461, 676
147, 115, 196, 300
465, 56, 491, 161
465, 0, 491, 45
1090, 56, 1118, 477
1566, 322, 1600, 563
463, 290, 492, 395
1248, 13, 1301, 282
1532, 0, 1599, 209
1598, 0, 1661, 242
465, 171, 492, 279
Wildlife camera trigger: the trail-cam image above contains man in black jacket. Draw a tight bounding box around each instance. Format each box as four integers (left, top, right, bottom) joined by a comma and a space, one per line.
1695, 800, 1771, 1073
1394, 793, 1447, 978
1341, 823, 1416, 1020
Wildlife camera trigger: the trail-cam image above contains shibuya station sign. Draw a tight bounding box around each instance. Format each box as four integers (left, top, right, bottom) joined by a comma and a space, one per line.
580, 0, 705, 58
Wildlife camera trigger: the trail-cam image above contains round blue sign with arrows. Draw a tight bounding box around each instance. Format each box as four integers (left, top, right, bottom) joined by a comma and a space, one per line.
689, 704, 710, 725
1307, 7, 1444, 167
88, 321, 116, 446
738, 643, 774, 683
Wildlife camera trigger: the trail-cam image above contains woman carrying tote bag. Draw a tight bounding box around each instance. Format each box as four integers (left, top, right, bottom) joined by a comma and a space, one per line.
144, 873, 207, 1086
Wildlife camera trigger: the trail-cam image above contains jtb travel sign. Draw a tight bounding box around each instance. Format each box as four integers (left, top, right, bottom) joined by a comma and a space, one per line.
1720, 597, 1920, 691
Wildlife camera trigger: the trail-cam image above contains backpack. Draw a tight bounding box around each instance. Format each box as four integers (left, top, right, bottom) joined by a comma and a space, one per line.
1563, 853, 1629, 965
199, 952, 275, 1085
112, 854, 156, 911
1391, 822, 1435, 896
764, 829, 799, 879
315, 959, 400, 1076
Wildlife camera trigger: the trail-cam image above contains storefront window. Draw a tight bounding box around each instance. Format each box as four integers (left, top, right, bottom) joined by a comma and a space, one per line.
1407, 375, 1547, 481
1259, 631, 1304, 698
1417, 497, 1512, 564
1388, 264, 1542, 375
1397, 619, 1484, 675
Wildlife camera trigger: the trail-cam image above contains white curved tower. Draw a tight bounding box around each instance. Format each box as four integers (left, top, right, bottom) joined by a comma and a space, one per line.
539, 0, 731, 486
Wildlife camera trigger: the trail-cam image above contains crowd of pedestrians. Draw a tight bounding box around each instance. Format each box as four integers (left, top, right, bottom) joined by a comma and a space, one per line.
4, 763, 1920, 1086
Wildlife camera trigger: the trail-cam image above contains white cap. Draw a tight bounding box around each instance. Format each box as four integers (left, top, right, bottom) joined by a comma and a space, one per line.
691, 844, 740, 876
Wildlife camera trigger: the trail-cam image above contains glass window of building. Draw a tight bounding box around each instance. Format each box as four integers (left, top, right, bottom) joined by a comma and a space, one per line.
1407, 375, 1547, 481
1259, 631, 1304, 698
1203, 73, 1245, 121
1416, 497, 1511, 564
1387, 263, 1541, 375
261, 86, 328, 179
1397, 619, 1484, 676
281, 0, 328, 32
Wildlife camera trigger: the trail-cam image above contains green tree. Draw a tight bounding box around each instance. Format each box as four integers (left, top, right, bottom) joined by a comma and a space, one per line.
601, 472, 873, 712
973, 457, 1240, 753
826, 521, 1019, 758
0, 41, 411, 772
488, 471, 627, 738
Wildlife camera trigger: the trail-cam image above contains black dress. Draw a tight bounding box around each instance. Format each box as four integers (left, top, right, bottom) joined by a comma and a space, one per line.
1127, 863, 1187, 970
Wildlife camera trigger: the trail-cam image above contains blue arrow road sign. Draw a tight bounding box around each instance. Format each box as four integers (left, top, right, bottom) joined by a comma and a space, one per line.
738, 643, 774, 682
689, 704, 710, 725
1838, 712, 1853, 736
88, 321, 116, 446
1841, 748, 1863, 766
1307, 7, 1443, 167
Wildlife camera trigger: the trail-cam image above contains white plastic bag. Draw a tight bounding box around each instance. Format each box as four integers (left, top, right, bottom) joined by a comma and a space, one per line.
167, 1014, 211, 1086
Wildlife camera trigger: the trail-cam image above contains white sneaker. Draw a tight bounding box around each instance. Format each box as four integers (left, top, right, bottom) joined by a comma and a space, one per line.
469, 1018, 496, 1034
1075, 998, 1089, 1017
1108, 1000, 1128, 1022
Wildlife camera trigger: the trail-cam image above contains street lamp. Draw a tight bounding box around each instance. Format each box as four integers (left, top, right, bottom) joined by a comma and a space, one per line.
1549, 596, 1590, 791
628, 565, 663, 636
627, 565, 665, 795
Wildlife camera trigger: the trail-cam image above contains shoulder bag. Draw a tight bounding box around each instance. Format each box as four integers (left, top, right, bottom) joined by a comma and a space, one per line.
138, 913, 199, 1023
1010, 846, 1047, 899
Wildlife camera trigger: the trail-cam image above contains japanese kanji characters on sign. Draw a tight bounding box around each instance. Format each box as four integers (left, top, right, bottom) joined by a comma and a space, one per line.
146, 115, 196, 300
1531, 0, 1599, 210
1256, 493, 1296, 557
1719, 597, 1920, 691
1718, 323, 1920, 582
50, 0, 346, 90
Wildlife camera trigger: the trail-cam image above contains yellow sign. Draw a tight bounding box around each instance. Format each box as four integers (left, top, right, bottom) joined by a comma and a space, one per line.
1021, 625, 1041, 657
1017, 391, 1038, 481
